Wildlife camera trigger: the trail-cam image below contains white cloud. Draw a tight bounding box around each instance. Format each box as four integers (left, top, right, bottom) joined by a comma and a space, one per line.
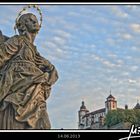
125, 56, 133, 60
110, 6, 128, 18
130, 65, 139, 72
91, 54, 121, 69
53, 36, 67, 45
122, 33, 133, 40
68, 11, 81, 17
116, 59, 124, 65
121, 71, 130, 76
128, 79, 137, 84
54, 29, 71, 39
102, 60, 116, 68
125, 5, 139, 11
106, 38, 116, 46
130, 23, 140, 33
131, 46, 138, 51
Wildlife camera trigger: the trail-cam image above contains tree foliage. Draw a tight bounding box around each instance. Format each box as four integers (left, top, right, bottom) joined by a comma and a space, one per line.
105, 109, 140, 127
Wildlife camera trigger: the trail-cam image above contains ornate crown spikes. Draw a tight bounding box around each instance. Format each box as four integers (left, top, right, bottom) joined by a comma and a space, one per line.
14, 5, 43, 33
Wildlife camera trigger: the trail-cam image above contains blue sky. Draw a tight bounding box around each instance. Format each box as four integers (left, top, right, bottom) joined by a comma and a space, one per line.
0, 5, 140, 129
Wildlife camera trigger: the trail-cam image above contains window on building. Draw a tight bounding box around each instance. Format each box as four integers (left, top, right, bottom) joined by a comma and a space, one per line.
86, 117, 88, 126
113, 102, 115, 108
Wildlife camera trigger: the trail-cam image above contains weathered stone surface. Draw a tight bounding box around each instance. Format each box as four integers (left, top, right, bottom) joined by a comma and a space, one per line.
0, 10, 58, 129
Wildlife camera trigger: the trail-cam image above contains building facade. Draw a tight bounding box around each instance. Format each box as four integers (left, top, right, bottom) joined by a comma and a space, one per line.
78, 94, 140, 129
78, 94, 118, 129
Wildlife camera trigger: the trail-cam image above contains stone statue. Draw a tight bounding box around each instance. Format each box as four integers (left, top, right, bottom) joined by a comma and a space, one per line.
0, 5, 58, 129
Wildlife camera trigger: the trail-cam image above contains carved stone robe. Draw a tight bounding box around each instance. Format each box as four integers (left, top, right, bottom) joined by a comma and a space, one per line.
0, 35, 58, 129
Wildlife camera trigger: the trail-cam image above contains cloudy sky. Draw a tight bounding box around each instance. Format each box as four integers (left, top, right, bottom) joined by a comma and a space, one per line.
0, 4, 140, 129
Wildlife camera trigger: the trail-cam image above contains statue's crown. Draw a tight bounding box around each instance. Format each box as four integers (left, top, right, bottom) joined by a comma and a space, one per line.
14, 5, 43, 33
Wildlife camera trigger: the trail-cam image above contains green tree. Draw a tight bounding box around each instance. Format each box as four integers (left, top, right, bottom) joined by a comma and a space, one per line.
133, 109, 140, 125
123, 110, 137, 124
105, 109, 140, 127
105, 110, 124, 127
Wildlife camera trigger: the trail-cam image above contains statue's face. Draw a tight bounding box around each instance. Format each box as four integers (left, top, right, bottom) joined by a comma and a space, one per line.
24, 14, 40, 33
17, 13, 40, 35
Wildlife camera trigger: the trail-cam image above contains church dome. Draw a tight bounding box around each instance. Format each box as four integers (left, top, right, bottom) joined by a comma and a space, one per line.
134, 102, 140, 109
80, 101, 87, 110
107, 94, 115, 99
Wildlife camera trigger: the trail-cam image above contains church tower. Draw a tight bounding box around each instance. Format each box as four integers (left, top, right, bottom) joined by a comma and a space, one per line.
105, 93, 117, 114
134, 100, 140, 109
78, 101, 89, 129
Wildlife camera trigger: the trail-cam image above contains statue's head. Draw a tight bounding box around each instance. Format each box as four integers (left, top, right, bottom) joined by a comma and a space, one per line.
16, 13, 40, 35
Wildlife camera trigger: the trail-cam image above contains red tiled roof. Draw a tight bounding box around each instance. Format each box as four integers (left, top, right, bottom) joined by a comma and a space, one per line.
91, 108, 106, 115
83, 108, 106, 118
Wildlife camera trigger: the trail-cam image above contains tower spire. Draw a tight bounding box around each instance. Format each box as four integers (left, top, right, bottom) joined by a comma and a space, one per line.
137, 99, 139, 104
80, 100, 86, 110
110, 88, 111, 95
